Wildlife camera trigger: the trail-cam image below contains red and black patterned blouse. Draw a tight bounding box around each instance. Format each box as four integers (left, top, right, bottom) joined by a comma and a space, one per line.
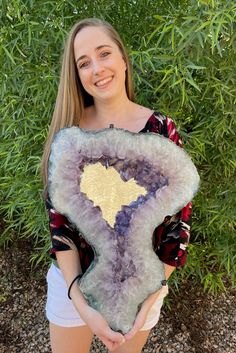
45, 112, 192, 273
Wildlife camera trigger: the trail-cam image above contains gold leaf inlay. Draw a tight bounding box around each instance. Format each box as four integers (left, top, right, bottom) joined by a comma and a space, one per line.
80, 163, 146, 227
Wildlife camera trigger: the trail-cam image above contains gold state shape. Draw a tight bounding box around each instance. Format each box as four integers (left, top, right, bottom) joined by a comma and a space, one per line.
80, 162, 146, 227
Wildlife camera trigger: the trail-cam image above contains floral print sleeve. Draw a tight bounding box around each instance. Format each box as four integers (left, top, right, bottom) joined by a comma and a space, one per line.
151, 114, 192, 269
45, 195, 94, 273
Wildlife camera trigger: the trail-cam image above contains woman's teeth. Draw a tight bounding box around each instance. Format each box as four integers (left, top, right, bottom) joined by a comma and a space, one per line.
96, 76, 113, 87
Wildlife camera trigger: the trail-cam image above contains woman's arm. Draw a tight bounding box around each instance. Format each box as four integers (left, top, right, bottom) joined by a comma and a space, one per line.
153, 115, 193, 269
53, 239, 125, 351
124, 262, 175, 341
53, 241, 85, 305
164, 263, 176, 279
46, 200, 125, 350
124, 116, 189, 340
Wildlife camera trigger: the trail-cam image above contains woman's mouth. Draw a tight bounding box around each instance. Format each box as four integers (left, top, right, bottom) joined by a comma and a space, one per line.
95, 76, 114, 88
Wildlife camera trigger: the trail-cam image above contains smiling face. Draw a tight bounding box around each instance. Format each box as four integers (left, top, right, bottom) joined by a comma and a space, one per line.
73, 26, 127, 102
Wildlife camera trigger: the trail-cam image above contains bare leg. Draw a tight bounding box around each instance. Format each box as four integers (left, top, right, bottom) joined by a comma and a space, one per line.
49, 322, 94, 353
108, 329, 151, 353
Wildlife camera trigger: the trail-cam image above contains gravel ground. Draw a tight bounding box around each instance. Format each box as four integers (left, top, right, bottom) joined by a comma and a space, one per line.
1, 238, 236, 353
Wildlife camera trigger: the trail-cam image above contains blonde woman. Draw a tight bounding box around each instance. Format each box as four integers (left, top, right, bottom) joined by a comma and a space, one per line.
41, 18, 192, 353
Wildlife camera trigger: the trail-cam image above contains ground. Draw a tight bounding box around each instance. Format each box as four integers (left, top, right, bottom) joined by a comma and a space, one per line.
1, 238, 235, 353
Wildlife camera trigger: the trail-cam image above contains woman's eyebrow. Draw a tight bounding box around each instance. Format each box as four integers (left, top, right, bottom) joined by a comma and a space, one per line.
76, 45, 112, 63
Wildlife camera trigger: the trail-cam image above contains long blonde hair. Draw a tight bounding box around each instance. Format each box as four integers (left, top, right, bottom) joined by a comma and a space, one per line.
40, 18, 135, 198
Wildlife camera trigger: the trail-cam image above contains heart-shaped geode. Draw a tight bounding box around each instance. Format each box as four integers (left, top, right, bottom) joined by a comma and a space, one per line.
48, 126, 200, 333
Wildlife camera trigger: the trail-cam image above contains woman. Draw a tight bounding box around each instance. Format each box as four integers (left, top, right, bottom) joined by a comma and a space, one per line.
41, 18, 192, 353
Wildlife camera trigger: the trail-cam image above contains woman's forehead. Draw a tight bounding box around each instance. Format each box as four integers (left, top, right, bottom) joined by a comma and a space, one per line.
74, 26, 115, 54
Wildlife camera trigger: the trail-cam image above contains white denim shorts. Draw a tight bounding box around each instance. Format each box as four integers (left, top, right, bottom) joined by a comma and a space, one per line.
45, 262, 169, 331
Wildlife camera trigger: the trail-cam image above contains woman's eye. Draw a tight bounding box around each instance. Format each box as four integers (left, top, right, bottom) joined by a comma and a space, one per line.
101, 51, 111, 57
79, 62, 89, 69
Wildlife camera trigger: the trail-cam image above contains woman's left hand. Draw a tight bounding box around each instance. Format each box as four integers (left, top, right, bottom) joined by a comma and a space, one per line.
124, 288, 162, 341
52, 235, 78, 252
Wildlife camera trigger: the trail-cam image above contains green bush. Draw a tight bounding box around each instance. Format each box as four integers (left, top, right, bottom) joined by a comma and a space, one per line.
1, 0, 235, 293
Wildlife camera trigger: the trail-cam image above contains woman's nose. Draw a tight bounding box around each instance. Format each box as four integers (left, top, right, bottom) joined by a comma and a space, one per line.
92, 60, 105, 75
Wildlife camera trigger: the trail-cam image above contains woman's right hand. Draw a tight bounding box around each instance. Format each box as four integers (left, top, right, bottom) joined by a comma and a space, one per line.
77, 303, 126, 351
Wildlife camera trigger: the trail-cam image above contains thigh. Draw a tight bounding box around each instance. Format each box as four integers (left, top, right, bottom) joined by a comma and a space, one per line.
49, 322, 94, 353
108, 329, 151, 353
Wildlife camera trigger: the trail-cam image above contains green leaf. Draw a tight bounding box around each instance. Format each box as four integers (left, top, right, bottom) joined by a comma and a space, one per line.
2, 46, 16, 65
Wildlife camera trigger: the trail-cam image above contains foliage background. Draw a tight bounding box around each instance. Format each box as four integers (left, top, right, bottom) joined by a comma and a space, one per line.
1, 0, 236, 294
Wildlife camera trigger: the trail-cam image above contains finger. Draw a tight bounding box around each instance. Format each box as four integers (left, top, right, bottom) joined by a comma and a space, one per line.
98, 335, 118, 351
109, 340, 123, 351
105, 328, 125, 345
60, 235, 72, 243
52, 236, 77, 249
62, 236, 78, 249
52, 235, 68, 243
110, 342, 121, 351
124, 329, 136, 341
62, 235, 75, 244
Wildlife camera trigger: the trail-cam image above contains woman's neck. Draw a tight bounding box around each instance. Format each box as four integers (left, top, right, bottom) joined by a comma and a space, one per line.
91, 94, 134, 127
80, 96, 153, 133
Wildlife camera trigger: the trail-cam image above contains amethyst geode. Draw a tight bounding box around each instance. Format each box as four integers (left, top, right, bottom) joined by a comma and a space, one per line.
48, 126, 200, 333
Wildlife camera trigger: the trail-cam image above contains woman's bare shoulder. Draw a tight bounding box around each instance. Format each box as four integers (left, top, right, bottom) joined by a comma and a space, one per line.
130, 103, 154, 122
